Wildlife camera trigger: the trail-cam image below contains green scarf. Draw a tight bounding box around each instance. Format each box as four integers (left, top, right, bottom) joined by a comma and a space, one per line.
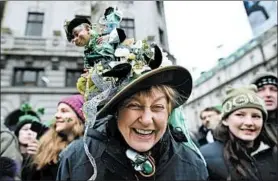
168, 106, 206, 166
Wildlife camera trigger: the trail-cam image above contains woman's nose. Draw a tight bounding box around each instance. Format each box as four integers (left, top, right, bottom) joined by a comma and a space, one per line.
243, 117, 254, 126
55, 111, 61, 119
27, 129, 33, 135
139, 109, 153, 126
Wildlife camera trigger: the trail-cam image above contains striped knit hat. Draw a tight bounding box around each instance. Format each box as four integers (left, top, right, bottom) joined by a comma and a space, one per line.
58, 94, 85, 122
251, 72, 277, 89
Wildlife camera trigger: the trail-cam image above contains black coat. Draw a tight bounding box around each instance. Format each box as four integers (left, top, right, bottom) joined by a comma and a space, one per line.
200, 141, 278, 181
21, 154, 58, 181
57, 127, 208, 181
0, 157, 18, 181
196, 125, 210, 147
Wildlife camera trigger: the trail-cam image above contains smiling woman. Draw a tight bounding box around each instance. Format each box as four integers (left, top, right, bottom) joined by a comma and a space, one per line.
200, 85, 278, 181
116, 86, 174, 153
57, 54, 208, 180
24, 94, 85, 181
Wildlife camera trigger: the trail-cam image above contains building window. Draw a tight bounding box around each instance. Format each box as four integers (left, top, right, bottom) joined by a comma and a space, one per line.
120, 18, 135, 38
158, 28, 165, 46
156, 1, 163, 15
13, 68, 44, 86
66, 69, 84, 87
25, 12, 44, 36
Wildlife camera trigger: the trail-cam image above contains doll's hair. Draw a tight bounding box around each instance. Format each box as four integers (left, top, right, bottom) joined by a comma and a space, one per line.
72, 23, 92, 35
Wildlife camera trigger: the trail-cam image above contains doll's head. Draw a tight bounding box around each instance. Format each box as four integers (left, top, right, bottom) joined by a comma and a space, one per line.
64, 17, 92, 47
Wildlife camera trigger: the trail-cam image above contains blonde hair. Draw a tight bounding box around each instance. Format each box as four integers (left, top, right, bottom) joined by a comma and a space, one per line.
32, 119, 84, 170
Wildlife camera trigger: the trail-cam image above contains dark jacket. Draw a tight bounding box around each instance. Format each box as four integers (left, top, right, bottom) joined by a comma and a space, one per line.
195, 125, 214, 147
200, 141, 278, 181
1, 122, 22, 180
19, 153, 58, 181
265, 110, 278, 139
0, 157, 18, 181
22, 159, 59, 181
57, 126, 208, 181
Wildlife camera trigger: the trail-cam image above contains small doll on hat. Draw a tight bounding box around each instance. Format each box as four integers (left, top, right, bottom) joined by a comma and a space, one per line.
65, 7, 164, 102
64, 6, 126, 70
64, 6, 126, 101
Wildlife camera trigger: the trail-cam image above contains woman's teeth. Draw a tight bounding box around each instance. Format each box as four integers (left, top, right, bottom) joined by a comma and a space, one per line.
134, 128, 153, 135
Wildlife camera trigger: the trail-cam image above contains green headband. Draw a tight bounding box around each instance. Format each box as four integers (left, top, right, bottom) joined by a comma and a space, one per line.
19, 103, 45, 123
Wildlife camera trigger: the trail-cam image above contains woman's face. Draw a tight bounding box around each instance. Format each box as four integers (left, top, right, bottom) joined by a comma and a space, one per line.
117, 88, 170, 152
54, 103, 80, 134
18, 123, 37, 145
223, 108, 263, 144
72, 25, 90, 47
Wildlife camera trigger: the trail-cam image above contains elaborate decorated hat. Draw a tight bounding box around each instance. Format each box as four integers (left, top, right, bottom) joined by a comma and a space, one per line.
64, 17, 92, 42
81, 38, 191, 124
97, 65, 193, 118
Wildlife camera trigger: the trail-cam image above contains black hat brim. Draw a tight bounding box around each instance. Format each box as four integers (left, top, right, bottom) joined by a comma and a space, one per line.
97, 66, 192, 118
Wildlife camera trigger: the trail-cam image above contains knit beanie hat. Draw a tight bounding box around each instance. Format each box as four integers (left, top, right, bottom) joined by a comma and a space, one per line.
58, 94, 85, 122
14, 103, 45, 137
222, 84, 268, 120
251, 72, 277, 89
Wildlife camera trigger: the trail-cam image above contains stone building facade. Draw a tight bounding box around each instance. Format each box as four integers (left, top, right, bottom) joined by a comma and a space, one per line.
183, 25, 277, 133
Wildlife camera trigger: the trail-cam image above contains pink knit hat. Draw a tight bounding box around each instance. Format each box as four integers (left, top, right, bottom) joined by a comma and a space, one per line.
58, 94, 85, 122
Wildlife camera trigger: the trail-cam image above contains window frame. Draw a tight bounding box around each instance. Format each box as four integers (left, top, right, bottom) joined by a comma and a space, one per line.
65, 68, 84, 87
25, 12, 44, 36
120, 18, 135, 38
13, 67, 44, 86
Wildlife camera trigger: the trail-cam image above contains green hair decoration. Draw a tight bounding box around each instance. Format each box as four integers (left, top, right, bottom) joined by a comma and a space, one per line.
18, 103, 45, 123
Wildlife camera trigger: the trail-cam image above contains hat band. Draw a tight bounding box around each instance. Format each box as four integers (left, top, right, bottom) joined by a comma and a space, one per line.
256, 77, 277, 88
222, 93, 265, 114
19, 115, 40, 122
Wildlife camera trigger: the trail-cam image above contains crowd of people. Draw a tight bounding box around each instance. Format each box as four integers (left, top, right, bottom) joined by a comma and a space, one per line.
1, 6, 277, 181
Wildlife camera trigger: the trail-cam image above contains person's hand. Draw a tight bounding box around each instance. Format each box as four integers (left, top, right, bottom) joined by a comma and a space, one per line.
81, 71, 89, 78
27, 139, 39, 155
83, 68, 88, 73
97, 35, 110, 44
